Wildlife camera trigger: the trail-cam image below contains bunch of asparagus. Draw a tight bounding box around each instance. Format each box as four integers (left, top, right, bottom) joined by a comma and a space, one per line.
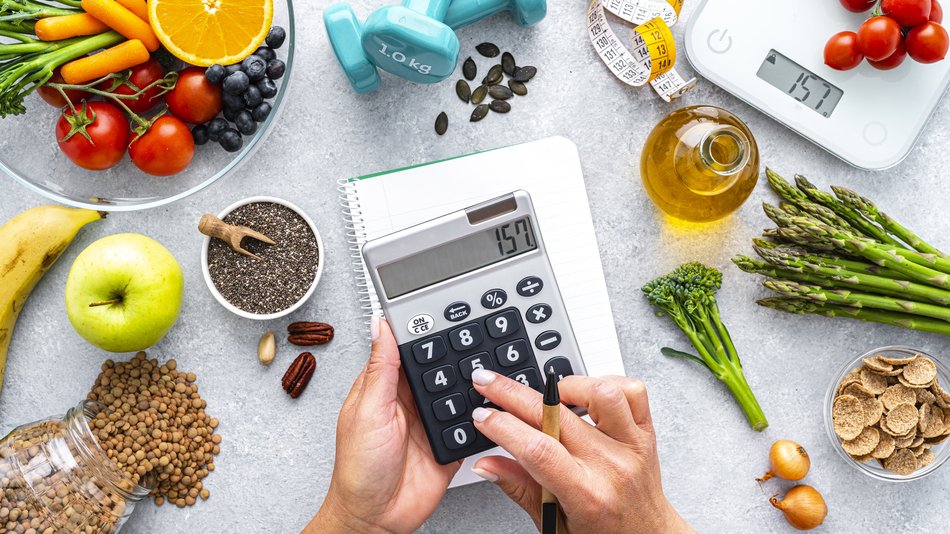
734, 168, 950, 336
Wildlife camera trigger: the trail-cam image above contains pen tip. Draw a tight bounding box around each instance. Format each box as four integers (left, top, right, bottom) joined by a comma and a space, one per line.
544, 368, 560, 405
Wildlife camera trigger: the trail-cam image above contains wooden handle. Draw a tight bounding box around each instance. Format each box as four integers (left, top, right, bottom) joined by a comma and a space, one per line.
198, 213, 230, 241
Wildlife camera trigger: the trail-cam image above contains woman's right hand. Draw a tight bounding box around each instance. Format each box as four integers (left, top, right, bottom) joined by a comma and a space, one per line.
468, 370, 694, 534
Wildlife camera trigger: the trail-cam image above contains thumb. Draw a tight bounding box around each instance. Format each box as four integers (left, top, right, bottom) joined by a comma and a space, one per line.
473, 456, 543, 529
358, 316, 402, 409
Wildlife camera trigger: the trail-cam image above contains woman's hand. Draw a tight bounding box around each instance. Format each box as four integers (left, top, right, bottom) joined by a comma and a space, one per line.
469, 370, 694, 534
306, 318, 460, 534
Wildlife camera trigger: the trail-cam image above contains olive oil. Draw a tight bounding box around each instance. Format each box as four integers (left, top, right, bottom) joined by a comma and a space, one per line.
640, 105, 759, 223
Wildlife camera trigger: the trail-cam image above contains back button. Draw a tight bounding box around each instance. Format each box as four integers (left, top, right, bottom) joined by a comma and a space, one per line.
444, 301, 471, 322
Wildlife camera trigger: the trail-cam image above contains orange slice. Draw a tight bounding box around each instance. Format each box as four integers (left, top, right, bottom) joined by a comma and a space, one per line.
149, 0, 274, 67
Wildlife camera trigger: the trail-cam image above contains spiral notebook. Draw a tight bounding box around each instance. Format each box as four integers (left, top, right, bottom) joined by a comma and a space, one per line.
339, 136, 625, 486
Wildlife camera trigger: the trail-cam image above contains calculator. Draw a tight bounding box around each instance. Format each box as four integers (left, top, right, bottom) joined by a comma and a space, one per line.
362, 190, 588, 464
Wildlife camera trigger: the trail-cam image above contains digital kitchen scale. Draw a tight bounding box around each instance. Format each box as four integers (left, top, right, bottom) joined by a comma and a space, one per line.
685, 0, 950, 170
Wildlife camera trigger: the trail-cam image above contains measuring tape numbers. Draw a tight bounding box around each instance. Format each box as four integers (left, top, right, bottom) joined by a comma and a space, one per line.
586, 0, 696, 101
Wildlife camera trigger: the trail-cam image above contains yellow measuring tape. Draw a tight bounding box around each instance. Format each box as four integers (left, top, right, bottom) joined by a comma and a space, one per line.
586, 0, 696, 101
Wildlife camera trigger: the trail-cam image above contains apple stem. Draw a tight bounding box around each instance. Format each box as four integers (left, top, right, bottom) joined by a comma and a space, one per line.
89, 299, 122, 307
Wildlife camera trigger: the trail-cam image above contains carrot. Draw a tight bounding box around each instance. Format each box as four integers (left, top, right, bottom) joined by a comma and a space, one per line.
81, 0, 159, 52
115, 0, 148, 22
35, 14, 111, 41
61, 39, 150, 84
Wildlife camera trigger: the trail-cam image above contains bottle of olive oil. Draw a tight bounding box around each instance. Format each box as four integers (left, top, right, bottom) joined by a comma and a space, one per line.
640, 105, 759, 223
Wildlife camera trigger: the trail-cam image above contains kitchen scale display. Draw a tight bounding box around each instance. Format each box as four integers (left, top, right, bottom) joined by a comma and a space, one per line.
685, 0, 950, 170
362, 191, 587, 464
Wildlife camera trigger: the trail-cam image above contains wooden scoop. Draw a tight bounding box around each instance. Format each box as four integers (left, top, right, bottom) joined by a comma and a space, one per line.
199, 213, 275, 260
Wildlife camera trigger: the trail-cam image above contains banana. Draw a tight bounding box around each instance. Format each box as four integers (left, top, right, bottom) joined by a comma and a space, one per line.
0, 206, 105, 395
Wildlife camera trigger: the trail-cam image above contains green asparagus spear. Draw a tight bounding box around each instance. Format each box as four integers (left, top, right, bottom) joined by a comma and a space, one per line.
764, 169, 858, 232
757, 298, 950, 337
794, 174, 901, 246
831, 185, 944, 257
733, 256, 915, 300
754, 243, 908, 280
763, 279, 950, 323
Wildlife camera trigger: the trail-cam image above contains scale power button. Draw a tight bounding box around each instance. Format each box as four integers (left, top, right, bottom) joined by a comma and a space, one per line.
707, 29, 732, 54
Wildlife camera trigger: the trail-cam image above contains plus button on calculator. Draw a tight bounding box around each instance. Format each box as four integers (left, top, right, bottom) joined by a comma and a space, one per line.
362, 191, 588, 464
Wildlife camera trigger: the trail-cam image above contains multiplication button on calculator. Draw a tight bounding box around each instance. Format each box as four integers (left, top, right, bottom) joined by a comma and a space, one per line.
362, 191, 588, 464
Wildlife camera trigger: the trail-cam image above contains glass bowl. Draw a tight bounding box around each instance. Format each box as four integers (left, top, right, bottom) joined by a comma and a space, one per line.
824, 346, 950, 482
0, 0, 295, 211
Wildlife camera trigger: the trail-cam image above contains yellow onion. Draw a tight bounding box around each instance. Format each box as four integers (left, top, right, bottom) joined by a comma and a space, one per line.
770, 485, 827, 531
758, 439, 810, 481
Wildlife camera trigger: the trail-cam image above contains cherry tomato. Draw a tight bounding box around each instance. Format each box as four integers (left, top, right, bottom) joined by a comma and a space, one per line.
882, 0, 933, 27
55, 102, 130, 171
857, 16, 903, 61
37, 69, 86, 108
96, 58, 166, 114
869, 39, 908, 69
931, 0, 944, 22
825, 31, 865, 70
166, 67, 222, 124
839, 0, 876, 12
906, 20, 950, 62
129, 115, 195, 176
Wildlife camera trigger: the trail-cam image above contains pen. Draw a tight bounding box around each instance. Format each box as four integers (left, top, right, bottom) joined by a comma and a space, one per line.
541, 369, 560, 534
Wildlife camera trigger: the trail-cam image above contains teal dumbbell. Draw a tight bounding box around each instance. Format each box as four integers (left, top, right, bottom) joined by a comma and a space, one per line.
325, 0, 546, 94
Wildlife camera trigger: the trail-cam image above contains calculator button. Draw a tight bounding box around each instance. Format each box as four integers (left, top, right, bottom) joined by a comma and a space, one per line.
486, 309, 522, 339
443, 422, 476, 450
534, 330, 561, 351
411, 337, 447, 364
495, 339, 530, 368
407, 314, 434, 336
459, 352, 495, 380
481, 288, 508, 309
526, 303, 552, 324
444, 301, 471, 322
468, 387, 493, 408
542, 356, 575, 381
517, 276, 544, 297
449, 323, 484, 352
507, 368, 543, 391
432, 393, 466, 422
422, 365, 457, 393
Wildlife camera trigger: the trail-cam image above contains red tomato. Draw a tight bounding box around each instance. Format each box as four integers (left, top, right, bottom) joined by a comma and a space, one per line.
55, 102, 130, 171
96, 58, 166, 114
825, 31, 865, 70
882, 0, 933, 27
166, 67, 222, 124
931, 0, 944, 22
839, 0, 876, 12
869, 39, 908, 69
906, 21, 950, 62
129, 115, 195, 176
37, 69, 86, 108
857, 16, 903, 61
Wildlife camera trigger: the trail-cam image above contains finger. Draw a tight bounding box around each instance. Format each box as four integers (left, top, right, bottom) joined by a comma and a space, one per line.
356, 317, 401, 410
554, 376, 641, 444
473, 456, 543, 529
600, 376, 653, 431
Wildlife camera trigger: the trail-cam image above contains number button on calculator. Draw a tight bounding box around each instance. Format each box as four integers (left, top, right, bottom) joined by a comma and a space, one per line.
517, 276, 544, 297
459, 352, 495, 380
449, 323, 484, 351
432, 393, 466, 422
507, 368, 543, 390
486, 309, 521, 338
443, 423, 476, 450
412, 337, 447, 364
495, 339, 530, 367
481, 289, 508, 309
525, 303, 551, 324
423, 365, 457, 393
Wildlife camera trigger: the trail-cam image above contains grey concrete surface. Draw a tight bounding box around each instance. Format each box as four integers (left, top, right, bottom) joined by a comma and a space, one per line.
2, 0, 950, 532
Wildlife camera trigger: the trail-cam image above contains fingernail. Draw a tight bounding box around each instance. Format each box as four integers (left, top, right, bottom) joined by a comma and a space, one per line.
471, 369, 496, 386
471, 466, 498, 482
472, 407, 492, 423
370, 315, 380, 341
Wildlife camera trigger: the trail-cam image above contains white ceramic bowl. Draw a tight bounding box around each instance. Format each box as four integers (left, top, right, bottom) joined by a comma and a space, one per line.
201, 196, 323, 320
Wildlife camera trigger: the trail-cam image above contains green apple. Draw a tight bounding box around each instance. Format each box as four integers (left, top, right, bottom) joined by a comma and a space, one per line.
65, 233, 184, 352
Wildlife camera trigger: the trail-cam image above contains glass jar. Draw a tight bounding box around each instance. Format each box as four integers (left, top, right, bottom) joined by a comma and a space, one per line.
0, 401, 148, 533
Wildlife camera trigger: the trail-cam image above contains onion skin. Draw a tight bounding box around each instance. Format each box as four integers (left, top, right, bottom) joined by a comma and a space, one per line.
770, 485, 828, 531
758, 439, 811, 481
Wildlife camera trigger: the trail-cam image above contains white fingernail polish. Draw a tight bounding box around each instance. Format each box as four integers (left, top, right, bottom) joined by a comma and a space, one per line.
471, 369, 495, 386
370, 315, 380, 341
472, 467, 498, 482
472, 407, 491, 422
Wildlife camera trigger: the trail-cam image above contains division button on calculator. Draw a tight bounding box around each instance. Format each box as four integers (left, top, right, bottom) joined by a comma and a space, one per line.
432, 393, 466, 422
525, 303, 552, 324
543, 356, 575, 380
481, 288, 508, 309
459, 352, 495, 380
412, 337, 447, 364
443, 422, 477, 450
486, 309, 522, 338
444, 302, 471, 322
423, 365, 457, 393
534, 330, 562, 351
507, 368, 543, 391
449, 323, 484, 351
517, 276, 544, 297
495, 339, 531, 367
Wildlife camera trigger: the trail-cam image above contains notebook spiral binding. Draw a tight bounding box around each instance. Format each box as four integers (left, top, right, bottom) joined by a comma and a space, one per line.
338, 177, 377, 319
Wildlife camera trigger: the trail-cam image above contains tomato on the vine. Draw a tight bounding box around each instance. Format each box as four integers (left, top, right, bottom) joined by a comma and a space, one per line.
38, 69, 86, 108
882, 0, 933, 27
857, 16, 903, 61
129, 115, 194, 176
839, 0, 876, 12
931, 0, 944, 22
825, 31, 865, 70
906, 21, 949, 63
869, 39, 908, 69
166, 67, 222, 124
96, 58, 166, 114
55, 102, 130, 171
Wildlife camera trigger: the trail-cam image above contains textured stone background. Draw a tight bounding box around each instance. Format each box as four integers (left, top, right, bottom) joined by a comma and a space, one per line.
2, 0, 950, 532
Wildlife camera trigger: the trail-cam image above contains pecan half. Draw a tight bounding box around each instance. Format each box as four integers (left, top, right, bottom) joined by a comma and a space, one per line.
282, 352, 316, 399
287, 321, 334, 346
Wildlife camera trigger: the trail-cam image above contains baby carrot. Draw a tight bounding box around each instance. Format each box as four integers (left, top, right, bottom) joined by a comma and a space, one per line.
35, 13, 110, 41
81, 0, 159, 52
61, 39, 150, 84
115, 0, 148, 22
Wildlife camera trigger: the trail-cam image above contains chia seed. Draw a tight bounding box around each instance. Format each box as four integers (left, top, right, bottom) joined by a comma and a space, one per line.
207, 202, 319, 314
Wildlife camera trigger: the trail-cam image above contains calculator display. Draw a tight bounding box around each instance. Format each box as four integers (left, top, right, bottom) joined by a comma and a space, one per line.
378, 217, 537, 298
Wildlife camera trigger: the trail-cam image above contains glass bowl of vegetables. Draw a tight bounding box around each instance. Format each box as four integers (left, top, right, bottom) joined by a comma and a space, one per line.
824, 346, 950, 482
0, 0, 294, 211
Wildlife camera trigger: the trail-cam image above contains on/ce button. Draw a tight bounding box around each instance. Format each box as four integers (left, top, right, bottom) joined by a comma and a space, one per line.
407, 314, 434, 335
707, 29, 732, 54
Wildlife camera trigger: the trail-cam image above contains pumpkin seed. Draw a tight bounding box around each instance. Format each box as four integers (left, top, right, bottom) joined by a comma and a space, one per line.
476, 42, 500, 58
512, 66, 537, 82
488, 84, 513, 100
471, 84, 488, 104
508, 80, 527, 96
502, 52, 516, 76
456, 80, 471, 103
470, 104, 489, 122
482, 64, 503, 86
435, 112, 448, 135
462, 57, 477, 81
489, 100, 510, 113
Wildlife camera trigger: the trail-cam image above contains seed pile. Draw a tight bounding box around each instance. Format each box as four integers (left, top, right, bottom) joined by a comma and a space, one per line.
832, 353, 950, 475
435, 43, 537, 135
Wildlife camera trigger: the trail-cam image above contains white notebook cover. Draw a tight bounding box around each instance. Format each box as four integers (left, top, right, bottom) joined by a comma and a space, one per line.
339, 136, 625, 486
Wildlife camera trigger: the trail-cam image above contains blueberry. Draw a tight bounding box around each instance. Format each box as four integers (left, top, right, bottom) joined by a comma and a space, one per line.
243, 84, 262, 108
265, 26, 286, 49
257, 78, 277, 99
266, 59, 285, 80
254, 46, 276, 62
192, 124, 209, 145
205, 64, 226, 84
223, 91, 244, 111
225, 63, 243, 75
219, 128, 243, 152
252, 102, 272, 122
234, 110, 257, 135
242, 55, 266, 82
223, 71, 249, 95
223, 106, 240, 122
206, 118, 228, 142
